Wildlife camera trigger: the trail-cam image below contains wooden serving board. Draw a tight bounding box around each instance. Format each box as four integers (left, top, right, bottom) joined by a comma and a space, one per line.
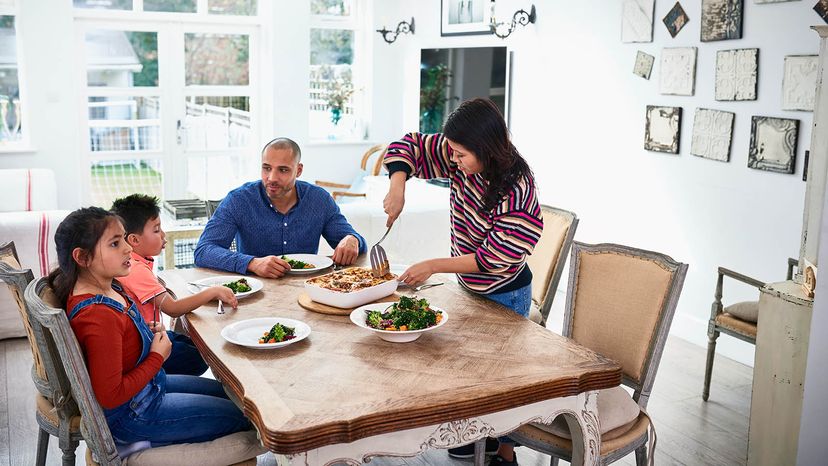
297, 292, 401, 315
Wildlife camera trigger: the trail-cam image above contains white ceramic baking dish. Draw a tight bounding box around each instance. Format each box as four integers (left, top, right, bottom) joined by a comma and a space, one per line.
304, 269, 398, 309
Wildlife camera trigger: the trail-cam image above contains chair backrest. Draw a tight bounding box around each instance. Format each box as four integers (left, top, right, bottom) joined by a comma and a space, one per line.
360, 143, 388, 176
205, 199, 222, 219
563, 242, 688, 407
526, 206, 578, 326
24, 277, 122, 465
0, 243, 49, 388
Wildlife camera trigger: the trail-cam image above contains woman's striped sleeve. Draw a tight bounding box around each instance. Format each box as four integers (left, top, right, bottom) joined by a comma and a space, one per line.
383, 132, 454, 179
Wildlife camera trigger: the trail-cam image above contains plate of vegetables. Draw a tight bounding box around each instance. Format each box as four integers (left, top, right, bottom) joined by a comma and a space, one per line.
349, 296, 448, 343
187, 276, 264, 299
221, 317, 311, 349
281, 254, 333, 274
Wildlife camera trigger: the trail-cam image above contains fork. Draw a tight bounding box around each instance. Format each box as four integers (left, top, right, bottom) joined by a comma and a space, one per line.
369, 225, 392, 278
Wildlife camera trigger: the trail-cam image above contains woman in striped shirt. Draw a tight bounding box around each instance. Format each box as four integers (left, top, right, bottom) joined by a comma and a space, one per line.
383, 98, 543, 464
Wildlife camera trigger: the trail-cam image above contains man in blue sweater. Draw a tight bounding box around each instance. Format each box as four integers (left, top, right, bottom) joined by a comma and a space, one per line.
194, 137, 366, 278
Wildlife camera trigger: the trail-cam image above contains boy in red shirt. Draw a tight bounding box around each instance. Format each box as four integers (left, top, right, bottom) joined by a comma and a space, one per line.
112, 194, 237, 375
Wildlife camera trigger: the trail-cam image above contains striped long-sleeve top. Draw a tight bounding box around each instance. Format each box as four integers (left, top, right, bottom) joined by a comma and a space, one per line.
384, 132, 544, 294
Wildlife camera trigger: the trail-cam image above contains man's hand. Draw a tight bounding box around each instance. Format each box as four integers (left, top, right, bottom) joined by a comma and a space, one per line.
247, 256, 290, 278
332, 235, 360, 265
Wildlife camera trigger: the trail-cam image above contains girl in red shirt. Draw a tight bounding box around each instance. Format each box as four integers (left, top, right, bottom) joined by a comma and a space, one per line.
47, 207, 250, 449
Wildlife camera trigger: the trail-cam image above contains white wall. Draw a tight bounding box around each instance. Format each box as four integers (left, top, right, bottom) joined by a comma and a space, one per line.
374, 0, 819, 366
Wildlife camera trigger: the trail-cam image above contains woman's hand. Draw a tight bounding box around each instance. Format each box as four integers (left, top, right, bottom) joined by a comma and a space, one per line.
150, 330, 172, 361
211, 285, 238, 309
398, 260, 436, 287
384, 172, 407, 227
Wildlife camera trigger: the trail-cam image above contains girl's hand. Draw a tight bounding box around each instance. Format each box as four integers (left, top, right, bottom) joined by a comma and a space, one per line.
383, 189, 405, 228
149, 321, 166, 334
398, 260, 435, 287
211, 286, 238, 309
150, 331, 172, 361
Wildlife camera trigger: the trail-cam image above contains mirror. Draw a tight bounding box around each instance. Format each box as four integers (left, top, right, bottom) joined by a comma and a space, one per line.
419, 46, 509, 133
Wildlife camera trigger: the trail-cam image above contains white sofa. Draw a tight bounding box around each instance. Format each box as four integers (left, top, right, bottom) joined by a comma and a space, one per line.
0, 168, 70, 339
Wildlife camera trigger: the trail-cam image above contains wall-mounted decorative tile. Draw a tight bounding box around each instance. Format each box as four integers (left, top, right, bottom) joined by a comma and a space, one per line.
701, 0, 744, 41
663, 2, 690, 38
715, 48, 758, 101
815, 0, 828, 23
660, 47, 697, 96
748, 116, 799, 174
622, 0, 656, 42
633, 51, 655, 79
783, 55, 818, 111
645, 105, 682, 153
691, 108, 734, 162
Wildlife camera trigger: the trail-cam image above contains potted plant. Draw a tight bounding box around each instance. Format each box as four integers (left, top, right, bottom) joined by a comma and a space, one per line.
320, 65, 355, 126
420, 64, 456, 133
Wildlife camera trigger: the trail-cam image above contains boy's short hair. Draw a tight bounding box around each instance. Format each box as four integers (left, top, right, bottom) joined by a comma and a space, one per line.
111, 194, 161, 235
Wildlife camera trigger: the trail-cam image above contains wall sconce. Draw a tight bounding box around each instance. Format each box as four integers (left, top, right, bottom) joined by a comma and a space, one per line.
489, 1, 536, 39
376, 17, 415, 44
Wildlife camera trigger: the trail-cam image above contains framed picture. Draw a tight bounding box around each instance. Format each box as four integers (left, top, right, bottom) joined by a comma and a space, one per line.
633, 51, 655, 79
622, 0, 655, 42
701, 0, 744, 42
691, 108, 734, 162
748, 116, 799, 174
663, 2, 690, 38
715, 48, 758, 101
816, 0, 828, 24
441, 0, 493, 36
783, 55, 818, 111
645, 106, 682, 154
660, 47, 697, 96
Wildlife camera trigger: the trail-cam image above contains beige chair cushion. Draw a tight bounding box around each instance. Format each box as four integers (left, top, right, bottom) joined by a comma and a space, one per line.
85, 430, 266, 466
532, 386, 640, 440
724, 301, 758, 323
36, 393, 81, 431
515, 410, 651, 457
715, 312, 757, 338
527, 210, 571, 306
570, 251, 672, 381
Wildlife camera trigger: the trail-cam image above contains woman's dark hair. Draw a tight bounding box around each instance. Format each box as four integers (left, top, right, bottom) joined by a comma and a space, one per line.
442, 98, 532, 212
47, 207, 122, 307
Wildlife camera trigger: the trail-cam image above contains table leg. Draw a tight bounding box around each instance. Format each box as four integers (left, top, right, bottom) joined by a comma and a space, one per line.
474, 437, 486, 466
565, 391, 600, 465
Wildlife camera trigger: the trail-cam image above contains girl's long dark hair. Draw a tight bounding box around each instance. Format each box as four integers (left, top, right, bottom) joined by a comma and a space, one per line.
443, 98, 532, 212
47, 207, 121, 307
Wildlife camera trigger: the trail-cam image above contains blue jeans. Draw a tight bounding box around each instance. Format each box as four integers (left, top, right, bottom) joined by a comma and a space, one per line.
483, 283, 532, 318
482, 283, 532, 446
163, 331, 209, 376
108, 375, 251, 447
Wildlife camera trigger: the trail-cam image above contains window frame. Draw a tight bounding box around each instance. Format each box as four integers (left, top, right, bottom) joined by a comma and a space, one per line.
308, 0, 371, 142
0, 0, 34, 153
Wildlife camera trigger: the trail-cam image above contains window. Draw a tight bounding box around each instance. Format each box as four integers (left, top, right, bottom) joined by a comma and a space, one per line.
76, 4, 260, 209
309, 0, 367, 140
0, 0, 28, 149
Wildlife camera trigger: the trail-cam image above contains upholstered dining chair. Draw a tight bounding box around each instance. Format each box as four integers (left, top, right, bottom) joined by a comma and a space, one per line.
509, 242, 688, 466
315, 143, 388, 201
702, 258, 797, 401
0, 242, 83, 466
23, 277, 266, 466
526, 206, 578, 327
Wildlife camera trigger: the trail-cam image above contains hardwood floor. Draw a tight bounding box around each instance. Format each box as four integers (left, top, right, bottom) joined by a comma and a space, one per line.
0, 333, 751, 466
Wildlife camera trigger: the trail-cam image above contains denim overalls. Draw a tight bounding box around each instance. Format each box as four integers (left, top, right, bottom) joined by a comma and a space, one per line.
68, 283, 166, 428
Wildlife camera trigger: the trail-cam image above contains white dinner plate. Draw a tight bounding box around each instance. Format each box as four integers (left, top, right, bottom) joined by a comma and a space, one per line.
187, 275, 263, 299
221, 317, 311, 349
281, 253, 334, 274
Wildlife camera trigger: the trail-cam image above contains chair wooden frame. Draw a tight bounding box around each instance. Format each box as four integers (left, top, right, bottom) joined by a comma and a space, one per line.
315, 143, 388, 200
0, 257, 83, 466
532, 205, 579, 327
702, 257, 797, 401
510, 242, 688, 465
0, 240, 21, 265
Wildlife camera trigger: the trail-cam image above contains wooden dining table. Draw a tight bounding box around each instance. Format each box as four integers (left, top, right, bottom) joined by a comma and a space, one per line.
159, 263, 621, 466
